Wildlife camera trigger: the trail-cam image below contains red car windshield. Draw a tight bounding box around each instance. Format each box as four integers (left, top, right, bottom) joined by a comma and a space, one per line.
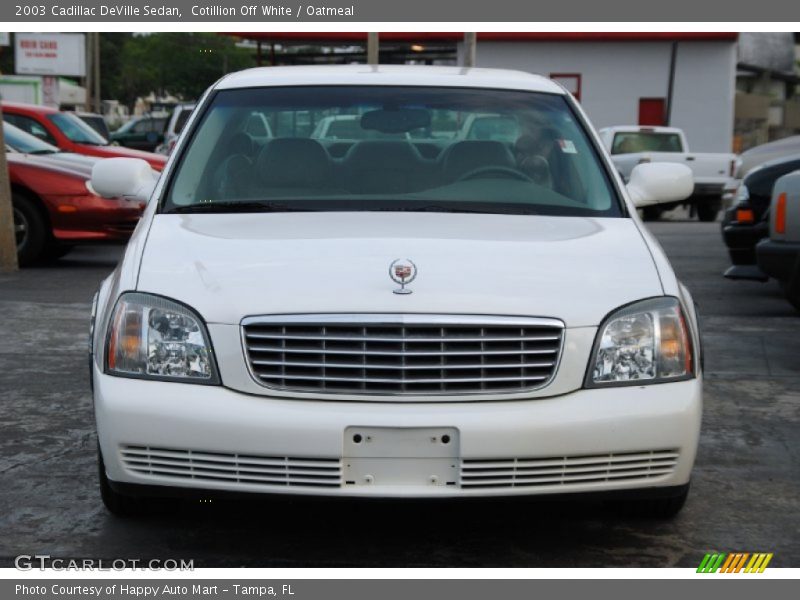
48, 112, 108, 145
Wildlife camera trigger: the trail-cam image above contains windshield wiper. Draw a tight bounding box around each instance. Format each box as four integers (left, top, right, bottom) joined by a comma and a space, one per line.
168, 201, 319, 214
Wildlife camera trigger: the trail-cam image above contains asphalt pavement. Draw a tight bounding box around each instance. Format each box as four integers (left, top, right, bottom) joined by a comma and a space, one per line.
1, 216, 798, 568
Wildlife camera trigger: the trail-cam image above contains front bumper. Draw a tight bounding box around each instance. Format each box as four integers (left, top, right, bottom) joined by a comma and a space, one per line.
45, 194, 143, 243
94, 364, 702, 499
756, 239, 800, 283
722, 210, 769, 265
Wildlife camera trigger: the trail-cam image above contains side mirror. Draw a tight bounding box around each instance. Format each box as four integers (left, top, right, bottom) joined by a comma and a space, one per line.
89, 158, 159, 203
626, 162, 694, 208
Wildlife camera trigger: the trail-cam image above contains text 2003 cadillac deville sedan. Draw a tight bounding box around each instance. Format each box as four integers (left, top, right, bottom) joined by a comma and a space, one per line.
89, 65, 701, 517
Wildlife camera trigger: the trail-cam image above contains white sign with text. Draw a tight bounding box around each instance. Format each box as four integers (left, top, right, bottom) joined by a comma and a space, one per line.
15, 33, 86, 77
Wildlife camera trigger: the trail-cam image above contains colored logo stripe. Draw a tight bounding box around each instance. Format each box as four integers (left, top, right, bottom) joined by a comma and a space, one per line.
697, 553, 773, 573
697, 553, 726, 573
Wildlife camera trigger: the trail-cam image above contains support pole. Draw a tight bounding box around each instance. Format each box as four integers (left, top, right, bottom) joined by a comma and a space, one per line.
665, 41, 678, 126
0, 115, 18, 272
94, 31, 101, 113
84, 32, 92, 110
463, 32, 477, 68
367, 32, 379, 65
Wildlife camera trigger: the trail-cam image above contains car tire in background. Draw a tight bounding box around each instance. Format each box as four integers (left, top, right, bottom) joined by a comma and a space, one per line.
642, 206, 664, 221
12, 193, 48, 267
697, 198, 722, 222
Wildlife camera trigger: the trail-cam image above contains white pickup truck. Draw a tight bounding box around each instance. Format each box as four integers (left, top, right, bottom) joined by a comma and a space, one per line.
599, 126, 737, 221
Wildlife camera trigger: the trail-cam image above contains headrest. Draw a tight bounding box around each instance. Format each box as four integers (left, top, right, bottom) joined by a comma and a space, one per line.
257, 138, 331, 187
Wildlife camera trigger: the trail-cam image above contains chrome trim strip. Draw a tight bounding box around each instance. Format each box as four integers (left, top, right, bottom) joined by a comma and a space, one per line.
242, 314, 565, 328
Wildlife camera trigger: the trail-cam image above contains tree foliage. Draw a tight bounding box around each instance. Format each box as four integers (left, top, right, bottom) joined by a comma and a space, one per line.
103, 33, 255, 105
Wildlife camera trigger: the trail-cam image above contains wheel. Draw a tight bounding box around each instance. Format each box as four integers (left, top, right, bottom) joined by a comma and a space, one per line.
642, 206, 663, 221
696, 199, 722, 222
98, 446, 149, 517
612, 486, 689, 519
12, 193, 49, 266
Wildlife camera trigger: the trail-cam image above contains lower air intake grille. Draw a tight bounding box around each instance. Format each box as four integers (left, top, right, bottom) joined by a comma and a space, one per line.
460, 449, 679, 489
120, 446, 342, 488
242, 314, 564, 396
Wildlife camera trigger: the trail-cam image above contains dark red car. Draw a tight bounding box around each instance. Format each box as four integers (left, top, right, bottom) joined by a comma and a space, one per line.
2, 101, 167, 171
5, 122, 146, 266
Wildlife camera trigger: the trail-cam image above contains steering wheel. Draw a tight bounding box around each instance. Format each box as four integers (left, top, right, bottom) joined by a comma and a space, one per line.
457, 166, 533, 182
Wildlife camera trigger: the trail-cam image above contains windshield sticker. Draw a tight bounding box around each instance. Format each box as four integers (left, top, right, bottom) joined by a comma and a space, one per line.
558, 139, 578, 154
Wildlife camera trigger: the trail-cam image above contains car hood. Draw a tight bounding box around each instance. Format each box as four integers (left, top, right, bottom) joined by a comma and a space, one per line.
18, 152, 98, 177
6, 152, 92, 181
77, 143, 167, 167
136, 212, 663, 327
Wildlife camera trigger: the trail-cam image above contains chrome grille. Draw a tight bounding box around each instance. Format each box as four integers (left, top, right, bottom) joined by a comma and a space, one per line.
120, 445, 342, 488
460, 449, 679, 489
242, 314, 564, 395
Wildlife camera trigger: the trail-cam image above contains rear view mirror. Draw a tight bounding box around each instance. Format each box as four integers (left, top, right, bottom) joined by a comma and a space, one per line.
627, 162, 694, 208
361, 108, 431, 134
90, 158, 159, 203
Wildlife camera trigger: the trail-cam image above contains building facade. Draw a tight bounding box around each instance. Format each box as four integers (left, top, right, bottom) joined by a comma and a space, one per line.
458, 34, 738, 153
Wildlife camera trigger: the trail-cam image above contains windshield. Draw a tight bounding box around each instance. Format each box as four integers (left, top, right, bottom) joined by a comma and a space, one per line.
611, 132, 683, 154
48, 112, 108, 145
3, 122, 60, 154
164, 86, 621, 217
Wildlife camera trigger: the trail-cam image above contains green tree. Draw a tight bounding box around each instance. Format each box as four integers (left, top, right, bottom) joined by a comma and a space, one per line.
99, 33, 132, 102
114, 33, 254, 105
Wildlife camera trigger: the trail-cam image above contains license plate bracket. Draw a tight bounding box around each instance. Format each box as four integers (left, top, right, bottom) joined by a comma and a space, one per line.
343, 427, 459, 488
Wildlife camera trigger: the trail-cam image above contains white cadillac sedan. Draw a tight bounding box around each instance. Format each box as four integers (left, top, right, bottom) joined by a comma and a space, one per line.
89, 65, 701, 517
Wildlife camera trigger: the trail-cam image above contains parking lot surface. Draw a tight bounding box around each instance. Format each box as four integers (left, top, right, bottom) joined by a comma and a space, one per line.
1, 217, 799, 568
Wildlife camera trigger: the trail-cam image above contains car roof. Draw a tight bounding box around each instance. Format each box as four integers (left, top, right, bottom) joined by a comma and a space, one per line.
215, 65, 565, 94
746, 152, 800, 178
1, 101, 58, 114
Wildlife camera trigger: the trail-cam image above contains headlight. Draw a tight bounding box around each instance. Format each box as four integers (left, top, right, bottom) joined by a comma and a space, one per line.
106, 292, 219, 384
586, 297, 693, 387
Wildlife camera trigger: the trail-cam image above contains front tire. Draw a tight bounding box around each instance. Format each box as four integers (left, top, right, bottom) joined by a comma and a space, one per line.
780, 280, 800, 312
613, 486, 689, 519
98, 446, 149, 517
12, 193, 48, 266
